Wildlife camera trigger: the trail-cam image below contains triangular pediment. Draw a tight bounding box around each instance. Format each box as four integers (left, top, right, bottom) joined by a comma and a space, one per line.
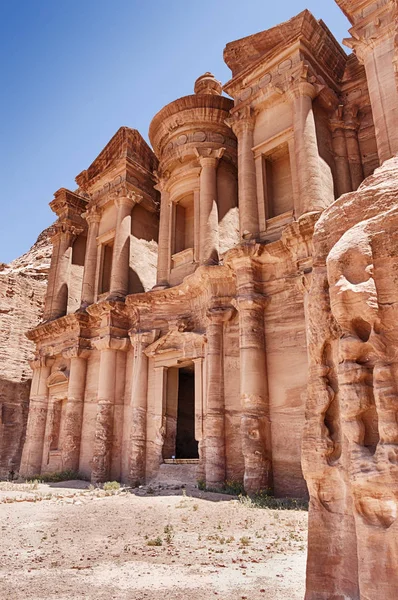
47, 370, 69, 387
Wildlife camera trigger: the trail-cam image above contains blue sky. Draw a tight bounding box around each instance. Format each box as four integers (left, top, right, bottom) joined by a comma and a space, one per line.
0, 0, 350, 263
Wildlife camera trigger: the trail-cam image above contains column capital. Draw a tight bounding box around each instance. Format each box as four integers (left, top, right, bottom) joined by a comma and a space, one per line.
29, 355, 55, 370
84, 205, 101, 225
61, 345, 90, 360
154, 170, 171, 193
287, 80, 318, 102
92, 335, 129, 352
194, 147, 225, 168
128, 329, 158, 348
113, 192, 141, 210
206, 305, 236, 325
51, 220, 83, 243
225, 106, 256, 135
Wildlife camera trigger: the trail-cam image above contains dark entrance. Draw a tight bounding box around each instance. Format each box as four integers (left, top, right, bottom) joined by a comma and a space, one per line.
175, 366, 198, 459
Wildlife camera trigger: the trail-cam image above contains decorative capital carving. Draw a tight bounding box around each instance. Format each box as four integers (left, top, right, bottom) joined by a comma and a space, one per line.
84, 205, 101, 225
129, 329, 158, 348
153, 170, 171, 193
194, 146, 225, 168
206, 305, 236, 325
29, 355, 55, 370
61, 345, 90, 360
51, 220, 83, 243
225, 105, 256, 135
92, 335, 129, 352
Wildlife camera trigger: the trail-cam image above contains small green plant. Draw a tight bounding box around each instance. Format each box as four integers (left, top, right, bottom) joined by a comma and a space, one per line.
238, 491, 308, 511
103, 481, 120, 491
147, 536, 162, 547
164, 524, 174, 544
197, 479, 206, 491
239, 536, 251, 547
223, 480, 245, 495
28, 470, 88, 483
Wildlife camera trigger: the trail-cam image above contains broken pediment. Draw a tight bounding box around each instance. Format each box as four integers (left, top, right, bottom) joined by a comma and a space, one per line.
223, 9, 346, 83
75, 127, 158, 191
144, 329, 205, 360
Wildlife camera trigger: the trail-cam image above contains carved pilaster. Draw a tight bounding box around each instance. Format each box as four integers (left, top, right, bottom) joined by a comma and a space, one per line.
226, 106, 259, 239
204, 304, 235, 488
194, 148, 225, 265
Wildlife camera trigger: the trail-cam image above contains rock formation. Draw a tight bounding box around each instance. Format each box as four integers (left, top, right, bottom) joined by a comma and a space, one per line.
0, 228, 52, 476
3, 0, 398, 595
304, 155, 398, 600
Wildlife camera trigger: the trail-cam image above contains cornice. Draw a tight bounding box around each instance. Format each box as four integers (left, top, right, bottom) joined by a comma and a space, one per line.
27, 312, 90, 343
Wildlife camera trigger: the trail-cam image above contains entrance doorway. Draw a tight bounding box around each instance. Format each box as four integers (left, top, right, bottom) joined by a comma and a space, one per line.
163, 363, 198, 460
176, 365, 198, 459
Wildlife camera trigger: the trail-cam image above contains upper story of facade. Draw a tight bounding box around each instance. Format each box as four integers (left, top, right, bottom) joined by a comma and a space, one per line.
40, 1, 397, 325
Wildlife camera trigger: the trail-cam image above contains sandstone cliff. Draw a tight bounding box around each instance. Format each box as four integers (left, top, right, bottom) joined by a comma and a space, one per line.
303, 156, 398, 599
0, 229, 52, 476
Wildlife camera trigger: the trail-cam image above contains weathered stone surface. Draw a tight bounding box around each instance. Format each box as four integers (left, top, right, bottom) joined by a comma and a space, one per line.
304, 157, 398, 599
0, 228, 52, 476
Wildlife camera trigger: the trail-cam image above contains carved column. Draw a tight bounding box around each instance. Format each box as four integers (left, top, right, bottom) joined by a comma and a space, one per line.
330, 111, 353, 198
20, 358, 52, 477
91, 336, 128, 483
128, 330, 155, 485
196, 148, 224, 266
109, 193, 140, 300
61, 348, 88, 472
81, 207, 101, 307
154, 177, 171, 289
226, 107, 259, 239
43, 223, 77, 321
344, 110, 364, 191
193, 357, 205, 481
289, 82, 324, 216
235, 260, 271, 494
205, 306, 235, 488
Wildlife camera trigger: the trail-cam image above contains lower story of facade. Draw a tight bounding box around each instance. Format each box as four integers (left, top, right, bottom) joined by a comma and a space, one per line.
20, 226, 314, 498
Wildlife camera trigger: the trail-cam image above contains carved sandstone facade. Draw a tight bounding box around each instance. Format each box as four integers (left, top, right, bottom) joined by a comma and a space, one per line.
17, 3, 395, 534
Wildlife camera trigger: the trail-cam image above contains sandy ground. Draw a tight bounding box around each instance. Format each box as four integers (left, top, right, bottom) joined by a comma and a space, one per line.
0, 481, 307, 600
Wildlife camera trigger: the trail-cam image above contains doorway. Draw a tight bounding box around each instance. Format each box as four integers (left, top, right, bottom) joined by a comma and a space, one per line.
176, 365, 198, 459
163, 363, 198, 460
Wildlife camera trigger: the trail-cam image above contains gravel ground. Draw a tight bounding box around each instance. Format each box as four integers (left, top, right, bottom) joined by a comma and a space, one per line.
0, 481, 307, 600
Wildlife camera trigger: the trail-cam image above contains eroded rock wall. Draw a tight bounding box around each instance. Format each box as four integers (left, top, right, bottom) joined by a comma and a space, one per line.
0, 229, 52, 476
303, 157, 398, 599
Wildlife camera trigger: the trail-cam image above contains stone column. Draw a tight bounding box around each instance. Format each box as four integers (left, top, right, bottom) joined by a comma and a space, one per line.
43, 224, 77, 321
91, 336, 128, 483
330, 115, 352, 198
154, 179, 171, 289
194, 357, 205, 481
205, 306, 235, 488
226, 107, 259, 239
109, 194, 140, 300
344, 112, 364, 191
81, 207, 101, 307
19, 358, 52, 477
128, 330, 155, 485
235, 260, 272, 494
196, 148, 224, 266
61, 349, 88, 472
289, 82, 325, 216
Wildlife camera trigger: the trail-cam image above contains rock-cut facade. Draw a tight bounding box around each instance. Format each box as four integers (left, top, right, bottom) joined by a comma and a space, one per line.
17, 3, 398, 595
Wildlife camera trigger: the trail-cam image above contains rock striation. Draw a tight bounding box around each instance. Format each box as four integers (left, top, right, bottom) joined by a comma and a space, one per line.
0, 229, 52, 476
304, 156, 398, 599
